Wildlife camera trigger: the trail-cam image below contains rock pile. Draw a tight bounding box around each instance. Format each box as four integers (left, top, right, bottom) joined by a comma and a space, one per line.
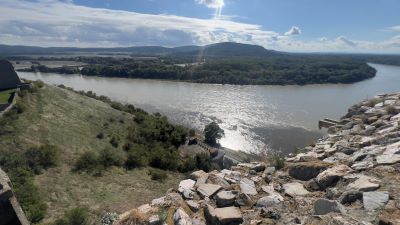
115, 93, 400, 225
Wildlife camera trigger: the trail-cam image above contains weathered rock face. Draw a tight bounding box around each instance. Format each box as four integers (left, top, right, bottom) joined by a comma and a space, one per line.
115, 92, 400, 225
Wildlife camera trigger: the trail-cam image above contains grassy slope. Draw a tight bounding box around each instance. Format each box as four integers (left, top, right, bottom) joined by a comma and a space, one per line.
0, 89, 15, 104
0, 85, 184, 223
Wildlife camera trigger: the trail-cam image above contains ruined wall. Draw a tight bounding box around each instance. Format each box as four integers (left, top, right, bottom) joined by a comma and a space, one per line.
0, 60, 21, 91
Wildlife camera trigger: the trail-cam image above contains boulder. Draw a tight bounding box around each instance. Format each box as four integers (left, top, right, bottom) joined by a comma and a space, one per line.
283, 182, 309, 197
314, 164, 353, 190
251, 163, 266, 172
288, 161, 331, 181
351, 160, 374, 171
148, 215, 160, 225
197, 184, 222, 198
214, 207, 243, 225
240, 178, 258, 196
261, 185, 284, 202
363, 191, 389, 210
174, 208, 192, 225
151, 196, 166, 207
216, 191, 237, 207
235, 193, 253, 207
313, 199, 346, 215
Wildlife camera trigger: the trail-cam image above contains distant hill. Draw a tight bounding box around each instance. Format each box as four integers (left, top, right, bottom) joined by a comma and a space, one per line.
0, 42, 279, 57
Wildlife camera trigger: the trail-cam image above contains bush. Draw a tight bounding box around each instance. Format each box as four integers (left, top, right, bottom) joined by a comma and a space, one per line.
101, 212, 119, 225
13, 101, 27, 114
24, 145, 59, 174
204, 122, 224, 145
189, 129, 196, 137
195, 153, 213, 172
148, 169, 168, 182
53, 207, 90, 225
98, 147, 125, 168
110, 136, 119, 148
125, 149, 146, 169
269, 152, 285, 170
386, 106, 398, 114
35, 80, 45, 89
148, 146, 179, 171
366, 98, 382, 107
96, 132, 104, 139
75, 151, 99, 172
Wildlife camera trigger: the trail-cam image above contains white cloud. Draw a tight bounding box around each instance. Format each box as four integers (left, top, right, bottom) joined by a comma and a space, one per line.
284, 26, 301, 36
196, 0, 224, 9
336, 36, 357, 46
0, 0, 398, 53
389, 26, 400, 32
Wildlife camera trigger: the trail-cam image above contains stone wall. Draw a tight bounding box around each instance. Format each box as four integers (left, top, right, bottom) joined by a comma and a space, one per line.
0, 169, 29, 225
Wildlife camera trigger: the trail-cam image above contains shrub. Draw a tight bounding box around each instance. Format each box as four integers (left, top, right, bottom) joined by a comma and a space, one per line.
35, 80, 45, 89
386, 106, 398, 114
98, 147, 125, 168
25, 145, 59, 174
75, 151, 99, 172
189, 129, 196, 137
179, 157, 196, 173
13, 101, 27, 114
204, 122, 224, 145
101, 212, 119, 225
110, 136, 119, 148
148, 169, 167, 182
366, 98, 382, 107
269, 152, 285, 170
194, 153, 213, 172
53, 207, 90, 225
148, 146, 179, 171
125, 150, 146, 169
96, 132, 104, 139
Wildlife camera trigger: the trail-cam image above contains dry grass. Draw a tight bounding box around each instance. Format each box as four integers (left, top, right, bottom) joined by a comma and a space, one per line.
0, 85, 184, 223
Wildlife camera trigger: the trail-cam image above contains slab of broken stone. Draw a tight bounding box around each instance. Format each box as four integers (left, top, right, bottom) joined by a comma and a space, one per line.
174, 207, 192, 225
197, 183, 222, 198
363, 191, 389, 210
261, 184, 284, 202
313, 198, 346, 215
283, 182, 310, 197
215, 191, 237, 207
179, 179, 196, 193
190, 170, 208, 181
376, 154, 400, 165
186, 200, 200, 212
345, 174, 380, 192
288, 160, 332, 181
312, 164, 353, 190
212, 206, 243, 225
207, 173, 230, 188
239, 178, 258, 196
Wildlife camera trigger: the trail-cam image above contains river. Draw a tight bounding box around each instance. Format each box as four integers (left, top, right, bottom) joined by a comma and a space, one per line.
17, 63, 400, 154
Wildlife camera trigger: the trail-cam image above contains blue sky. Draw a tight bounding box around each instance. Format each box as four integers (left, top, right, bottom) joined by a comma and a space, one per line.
0, 0, 399, 53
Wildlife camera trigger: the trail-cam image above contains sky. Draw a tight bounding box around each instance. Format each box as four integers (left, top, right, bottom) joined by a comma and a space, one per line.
0, 0, 399, 53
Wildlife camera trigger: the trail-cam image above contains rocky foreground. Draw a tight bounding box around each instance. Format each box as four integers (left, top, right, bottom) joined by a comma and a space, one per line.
115, 93, 400, 225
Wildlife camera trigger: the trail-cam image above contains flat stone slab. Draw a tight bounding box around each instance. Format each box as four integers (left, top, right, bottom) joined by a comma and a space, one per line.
256, 196, 281, 208
315, 164, 353, 189
376, 154, 400, 165
346, 175, 380, 192
240, 178, 257, 196
214, 207, 243, 225
261, 184, 284, 202
314, 198, 346, 215
283, 182, 309, 197
197, 184, 222, 198
216, 191, 237, 207
178, 179, 196, 193
363, 191, 389, 210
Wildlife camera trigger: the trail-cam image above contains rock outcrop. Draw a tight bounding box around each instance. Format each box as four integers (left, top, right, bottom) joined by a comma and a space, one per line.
115, 93, 400, 225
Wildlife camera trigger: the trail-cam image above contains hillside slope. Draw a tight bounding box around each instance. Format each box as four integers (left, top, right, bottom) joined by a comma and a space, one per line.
0, 84, 184, 223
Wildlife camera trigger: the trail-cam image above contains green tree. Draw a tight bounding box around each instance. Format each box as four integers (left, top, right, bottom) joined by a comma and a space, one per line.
204, 122, 224, 145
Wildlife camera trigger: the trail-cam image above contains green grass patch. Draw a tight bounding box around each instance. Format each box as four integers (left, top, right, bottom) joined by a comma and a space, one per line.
0, 89, 15, 104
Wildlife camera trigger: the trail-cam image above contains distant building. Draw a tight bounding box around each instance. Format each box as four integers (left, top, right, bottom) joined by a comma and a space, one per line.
0, 60, 21, 90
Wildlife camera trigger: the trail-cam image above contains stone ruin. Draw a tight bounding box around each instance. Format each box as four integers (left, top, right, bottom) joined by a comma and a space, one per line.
0, 168, 29, 225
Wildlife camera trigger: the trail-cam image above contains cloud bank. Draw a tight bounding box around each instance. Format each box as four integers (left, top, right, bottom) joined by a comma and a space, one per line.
0, 0, 398, 53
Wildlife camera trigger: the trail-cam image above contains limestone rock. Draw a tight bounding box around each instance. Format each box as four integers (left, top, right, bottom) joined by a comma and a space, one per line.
339, 190, 362, 205
376, 154, 400, 165
186, 200, 200, 212
214, 207, 243, 225
235, 193, 253, 207
346, 174, 380, 192
313, 198, 346, 215
256, 196, 280, 208
363, 191, 389, 210
179, 179, 196, 193
197, 184, 222, 198
314, 164, 353, 189
174, 208, 192, 225
216, 191, 237, 207
190, 170, 208, 181
240, 178, 258, 196
283, 182, 309, 197
288, 161, 331, 181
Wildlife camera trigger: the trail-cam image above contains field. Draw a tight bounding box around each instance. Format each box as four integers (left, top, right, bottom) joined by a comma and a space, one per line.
0, 84, 184, 223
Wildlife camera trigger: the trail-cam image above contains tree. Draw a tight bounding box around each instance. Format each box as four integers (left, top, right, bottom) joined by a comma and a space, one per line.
204, 122, 224, 145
